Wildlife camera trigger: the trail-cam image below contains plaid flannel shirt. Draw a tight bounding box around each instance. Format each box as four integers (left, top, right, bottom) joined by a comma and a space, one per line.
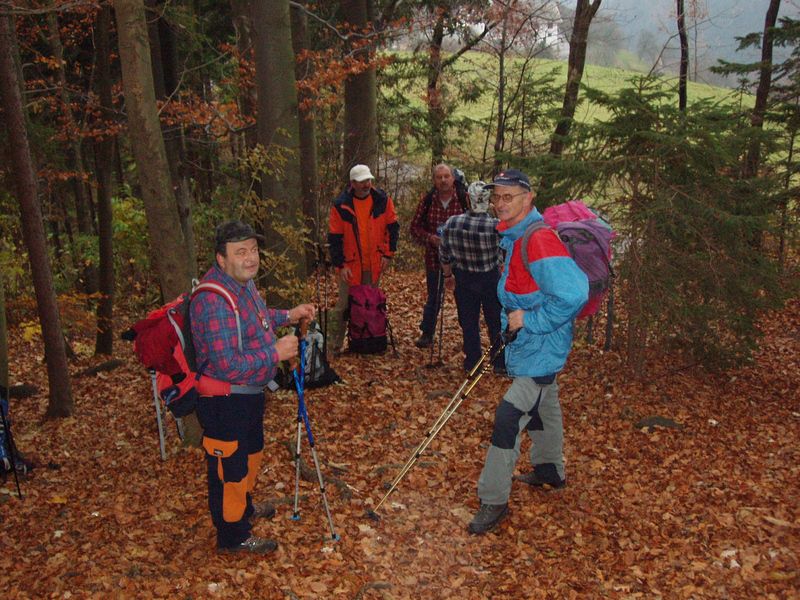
439, 211, 502, 273
191, 266, 290, 386
409, 188, 466, 271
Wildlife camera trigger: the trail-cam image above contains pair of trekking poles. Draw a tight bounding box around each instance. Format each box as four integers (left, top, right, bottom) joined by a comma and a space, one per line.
427, 269, 448, 368
368, 326, 517, 519
289, 318, 340, 541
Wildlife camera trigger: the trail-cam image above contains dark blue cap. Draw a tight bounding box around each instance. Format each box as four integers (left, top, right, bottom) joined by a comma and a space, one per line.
485, 168, 531, 190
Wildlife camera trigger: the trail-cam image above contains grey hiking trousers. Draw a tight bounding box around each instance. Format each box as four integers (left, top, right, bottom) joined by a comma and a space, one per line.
477, 376, 564, 505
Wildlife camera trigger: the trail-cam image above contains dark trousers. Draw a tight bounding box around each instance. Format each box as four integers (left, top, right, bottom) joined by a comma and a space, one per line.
453, 268, 503, 371
196, 392, 265, 548
419, 269, 443, 335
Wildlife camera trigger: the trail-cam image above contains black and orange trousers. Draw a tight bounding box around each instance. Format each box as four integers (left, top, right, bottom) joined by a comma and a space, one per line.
196, 391, 265, 549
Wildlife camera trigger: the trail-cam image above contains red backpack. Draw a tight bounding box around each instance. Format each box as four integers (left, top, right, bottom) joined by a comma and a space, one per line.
122, 282, 241, 416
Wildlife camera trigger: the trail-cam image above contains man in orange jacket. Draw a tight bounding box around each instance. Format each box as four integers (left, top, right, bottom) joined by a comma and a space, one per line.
328, 164, 400, 351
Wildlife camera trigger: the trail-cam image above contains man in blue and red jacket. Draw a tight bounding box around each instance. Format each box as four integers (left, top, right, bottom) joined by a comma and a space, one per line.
191, 220, 315, 554
467, 169, 589, 535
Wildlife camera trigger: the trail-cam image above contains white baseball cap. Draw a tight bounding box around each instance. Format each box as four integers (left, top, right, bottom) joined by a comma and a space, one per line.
349, 164, 374, 182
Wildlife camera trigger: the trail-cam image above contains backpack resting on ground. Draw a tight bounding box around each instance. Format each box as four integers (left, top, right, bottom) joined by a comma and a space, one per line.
345, 285, 389, 354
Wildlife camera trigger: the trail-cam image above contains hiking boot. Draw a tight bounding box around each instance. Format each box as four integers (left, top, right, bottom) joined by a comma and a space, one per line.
514, 465, 566, 490
467, 503, 508, 535
218, 535, 278, 555
252, 501, 276, 520
414, 333, 433, 348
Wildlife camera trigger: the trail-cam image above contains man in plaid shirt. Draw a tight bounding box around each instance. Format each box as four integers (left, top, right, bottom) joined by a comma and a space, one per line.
191, 220, 315, 555
409, 163, 468, 348
439, 181, 505, 373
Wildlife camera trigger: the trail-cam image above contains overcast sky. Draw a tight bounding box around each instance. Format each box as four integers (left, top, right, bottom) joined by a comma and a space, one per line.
563, 0, 798, 63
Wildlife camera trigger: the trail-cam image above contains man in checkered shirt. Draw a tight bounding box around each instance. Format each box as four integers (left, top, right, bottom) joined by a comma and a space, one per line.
191, 220, 315, 555
439, 181, 505, 373
409, 164, 468, 348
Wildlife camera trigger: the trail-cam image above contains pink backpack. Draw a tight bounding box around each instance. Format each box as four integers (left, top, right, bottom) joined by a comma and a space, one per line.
346, 285, 388, 354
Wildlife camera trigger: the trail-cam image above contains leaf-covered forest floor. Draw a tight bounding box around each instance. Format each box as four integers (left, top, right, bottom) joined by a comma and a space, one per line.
1, 270, 798, 599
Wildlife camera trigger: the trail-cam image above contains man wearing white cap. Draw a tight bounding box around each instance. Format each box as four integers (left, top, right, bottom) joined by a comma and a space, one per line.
328, 164, 400, 351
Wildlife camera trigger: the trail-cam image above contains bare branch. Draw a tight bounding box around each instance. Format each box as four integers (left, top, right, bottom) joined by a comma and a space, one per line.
0, 0, 97, 16
288, 1, 382, 43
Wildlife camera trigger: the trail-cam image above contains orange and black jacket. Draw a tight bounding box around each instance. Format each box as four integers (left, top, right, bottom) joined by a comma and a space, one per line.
328, 185, 400, 286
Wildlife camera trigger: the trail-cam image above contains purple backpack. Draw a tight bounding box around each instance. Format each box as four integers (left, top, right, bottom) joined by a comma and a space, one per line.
521, 202, 615, 319
346, 285, 388, 354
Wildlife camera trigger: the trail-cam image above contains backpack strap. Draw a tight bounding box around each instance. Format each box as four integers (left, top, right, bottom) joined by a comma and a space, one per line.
191, 281, 243, 353
520, 220, 551, 268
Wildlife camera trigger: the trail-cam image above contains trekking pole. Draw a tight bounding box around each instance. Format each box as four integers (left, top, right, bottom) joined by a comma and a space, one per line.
149, 369, 167, 461
0, 394, 22, 499
367, 328, 517, 520
427, 270, 445, 368
290, 319, 340, 541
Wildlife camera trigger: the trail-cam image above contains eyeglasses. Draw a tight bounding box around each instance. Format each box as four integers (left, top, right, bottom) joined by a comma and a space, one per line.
490, 191, 528, 204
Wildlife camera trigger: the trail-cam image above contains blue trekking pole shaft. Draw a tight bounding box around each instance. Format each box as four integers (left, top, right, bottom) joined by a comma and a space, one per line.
291, 321, 340, 541
291, 330, 308, 521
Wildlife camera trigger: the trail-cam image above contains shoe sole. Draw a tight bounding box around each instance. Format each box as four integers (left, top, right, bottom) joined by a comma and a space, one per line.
467, 507, 509, 535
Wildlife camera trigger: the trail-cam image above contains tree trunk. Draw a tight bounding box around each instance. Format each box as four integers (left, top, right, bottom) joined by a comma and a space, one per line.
341, 0, 378, 173
549, 0, 602, 157
0, 14, 74, 418
145, 0, 196, 276
94, 4, 116, 356
46, 7, 98, 293
231, 0, 258, 150
742, 0, 781, 179
677, 0, 689, 112
427, 7, 447, 167
250, 0, 304, 280
291, 2, 320, 273
493, 16, 508, 174
114, 0, 191, 301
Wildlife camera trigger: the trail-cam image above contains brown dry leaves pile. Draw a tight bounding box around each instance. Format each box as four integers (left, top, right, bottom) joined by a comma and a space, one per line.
1, 270, 798, 599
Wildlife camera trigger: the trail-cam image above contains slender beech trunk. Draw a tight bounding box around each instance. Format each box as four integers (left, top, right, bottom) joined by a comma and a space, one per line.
94, 4, 116, 355
743, 0, 782, 179
427, 8, 447, 167
231, 0, 258, 150
291, 2, 320, 273
341, 0, 378, 173
0, 15, 73, 418
493, 17, 508, 174
251, 0, 304, 282
549, 0, 602, 157
677, 0, 689, 112
114, 0, 191, 300
46, 8, 98, 293
145, 0, 196, 276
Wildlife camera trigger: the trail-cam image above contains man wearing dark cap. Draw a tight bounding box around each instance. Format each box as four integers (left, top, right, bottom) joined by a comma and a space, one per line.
467, 169, 588, 535
191, 220, 315, 554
